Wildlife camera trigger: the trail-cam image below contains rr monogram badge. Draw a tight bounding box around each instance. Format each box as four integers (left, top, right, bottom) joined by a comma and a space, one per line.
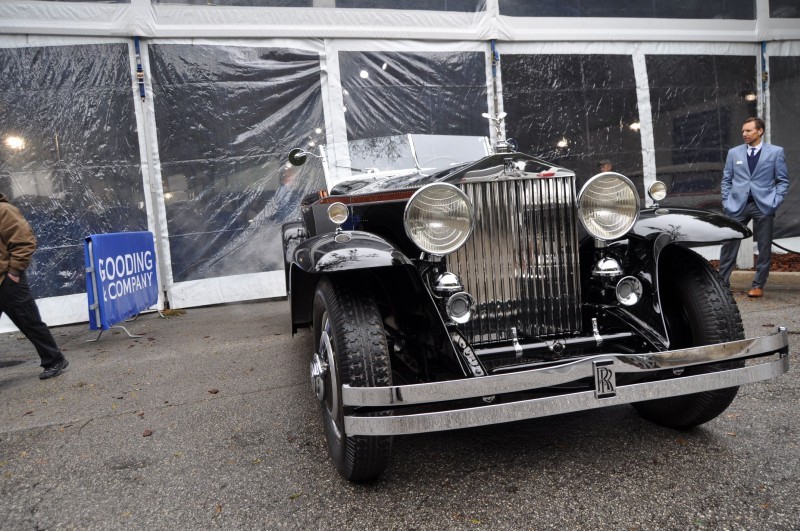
593, 360, 616, 398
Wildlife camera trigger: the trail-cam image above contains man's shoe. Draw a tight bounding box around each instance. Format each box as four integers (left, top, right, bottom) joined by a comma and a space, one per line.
747, 287, 764, 298
40, 358, 69, 380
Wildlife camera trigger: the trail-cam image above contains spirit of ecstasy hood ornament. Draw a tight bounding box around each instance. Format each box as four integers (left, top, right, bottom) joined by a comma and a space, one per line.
482, 112, 513, 153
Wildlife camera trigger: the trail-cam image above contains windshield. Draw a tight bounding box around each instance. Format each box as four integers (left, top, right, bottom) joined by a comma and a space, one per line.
320, 134, 491, 186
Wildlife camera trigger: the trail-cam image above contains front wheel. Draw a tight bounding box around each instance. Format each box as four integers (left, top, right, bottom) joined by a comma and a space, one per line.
312, 276, 393, 482
632, 247, 745, 429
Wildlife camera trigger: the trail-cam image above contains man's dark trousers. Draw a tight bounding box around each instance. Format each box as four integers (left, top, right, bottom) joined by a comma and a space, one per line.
719, 200, 774, 288
0, 272, 62, 367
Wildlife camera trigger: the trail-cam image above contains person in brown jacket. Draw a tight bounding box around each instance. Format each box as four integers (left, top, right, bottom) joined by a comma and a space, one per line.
1, 192, 68, 379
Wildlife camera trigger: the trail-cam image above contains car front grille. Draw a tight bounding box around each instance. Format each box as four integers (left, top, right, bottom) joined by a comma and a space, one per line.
448, 176, 582, 345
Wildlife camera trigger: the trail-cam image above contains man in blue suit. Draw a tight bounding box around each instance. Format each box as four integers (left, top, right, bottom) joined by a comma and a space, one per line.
719, 117, 790, 297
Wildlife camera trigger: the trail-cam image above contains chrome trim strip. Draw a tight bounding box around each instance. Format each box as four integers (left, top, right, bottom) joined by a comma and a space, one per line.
344, 355, 789, 436
342, 329, 787, 407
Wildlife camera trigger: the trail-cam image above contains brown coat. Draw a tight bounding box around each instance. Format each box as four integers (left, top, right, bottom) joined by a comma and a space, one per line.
0, 193, 37, 285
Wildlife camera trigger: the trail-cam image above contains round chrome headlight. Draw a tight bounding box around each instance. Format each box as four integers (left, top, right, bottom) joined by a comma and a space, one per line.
327, 202, 349, 225
648, 181, 667, 202
578, 173, 640, 240
404, 183, 474, 255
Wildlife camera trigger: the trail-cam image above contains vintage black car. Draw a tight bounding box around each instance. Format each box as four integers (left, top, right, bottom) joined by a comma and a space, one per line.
282, 129, 789, 482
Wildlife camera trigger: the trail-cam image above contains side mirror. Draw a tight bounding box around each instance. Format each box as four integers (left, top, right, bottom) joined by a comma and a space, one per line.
288, 148, 308, 166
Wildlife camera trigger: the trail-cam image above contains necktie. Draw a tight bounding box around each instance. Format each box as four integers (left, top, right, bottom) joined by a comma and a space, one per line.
747, 147, 758, 174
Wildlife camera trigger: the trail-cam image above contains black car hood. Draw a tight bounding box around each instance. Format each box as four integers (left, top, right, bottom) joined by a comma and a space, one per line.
328, 154, 552, 196
329, 168, 460, 196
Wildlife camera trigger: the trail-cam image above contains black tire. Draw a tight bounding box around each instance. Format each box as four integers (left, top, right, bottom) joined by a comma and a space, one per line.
312, 276, 393, 482
631, 247, 745, 429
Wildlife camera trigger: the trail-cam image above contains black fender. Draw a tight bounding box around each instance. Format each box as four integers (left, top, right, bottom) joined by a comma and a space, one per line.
286, 231, 414, 334
285, 231, 471, 379
593, 209, 748, 350
631, 208, 750, 338
631, 207, 751, 244
291, 230, 413, 274
626, 208, 749, 349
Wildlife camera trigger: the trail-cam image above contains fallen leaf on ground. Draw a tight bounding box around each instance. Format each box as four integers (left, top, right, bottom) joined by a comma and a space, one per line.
143, 429, 154, 437
208, 389, 219, 394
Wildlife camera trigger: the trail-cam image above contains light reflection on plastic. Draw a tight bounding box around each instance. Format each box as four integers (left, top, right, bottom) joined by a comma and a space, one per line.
4, 135, 25, 150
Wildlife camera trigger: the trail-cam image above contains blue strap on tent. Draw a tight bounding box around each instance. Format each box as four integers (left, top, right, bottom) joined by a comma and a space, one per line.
134, 37, 145, 101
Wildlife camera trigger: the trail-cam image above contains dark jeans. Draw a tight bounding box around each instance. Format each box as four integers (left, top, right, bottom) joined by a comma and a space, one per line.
719, 201, 775, 289
0, 272, 63, 367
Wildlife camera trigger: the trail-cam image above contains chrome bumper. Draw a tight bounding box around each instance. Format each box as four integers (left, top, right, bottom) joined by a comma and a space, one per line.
342, 328, 789, 436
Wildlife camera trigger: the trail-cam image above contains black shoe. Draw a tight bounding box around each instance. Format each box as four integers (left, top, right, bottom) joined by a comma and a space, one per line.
40, 358, 69, 380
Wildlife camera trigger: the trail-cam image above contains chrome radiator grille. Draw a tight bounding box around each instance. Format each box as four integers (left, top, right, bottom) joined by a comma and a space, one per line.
447, 176, 582, 345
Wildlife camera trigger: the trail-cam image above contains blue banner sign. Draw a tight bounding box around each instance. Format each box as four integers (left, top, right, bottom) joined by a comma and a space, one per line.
84, 231, 158, 331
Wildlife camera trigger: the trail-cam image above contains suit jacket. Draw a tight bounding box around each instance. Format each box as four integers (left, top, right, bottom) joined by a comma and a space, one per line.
721, 142, 789, 216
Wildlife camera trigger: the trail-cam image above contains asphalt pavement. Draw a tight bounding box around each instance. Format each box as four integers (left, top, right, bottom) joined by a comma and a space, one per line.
1, 271, 798, 530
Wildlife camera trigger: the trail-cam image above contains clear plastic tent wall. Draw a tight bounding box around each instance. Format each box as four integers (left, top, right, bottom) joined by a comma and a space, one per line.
0, 39, 148, 330
149, 43, 326, 284
0, 0, 798, 332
